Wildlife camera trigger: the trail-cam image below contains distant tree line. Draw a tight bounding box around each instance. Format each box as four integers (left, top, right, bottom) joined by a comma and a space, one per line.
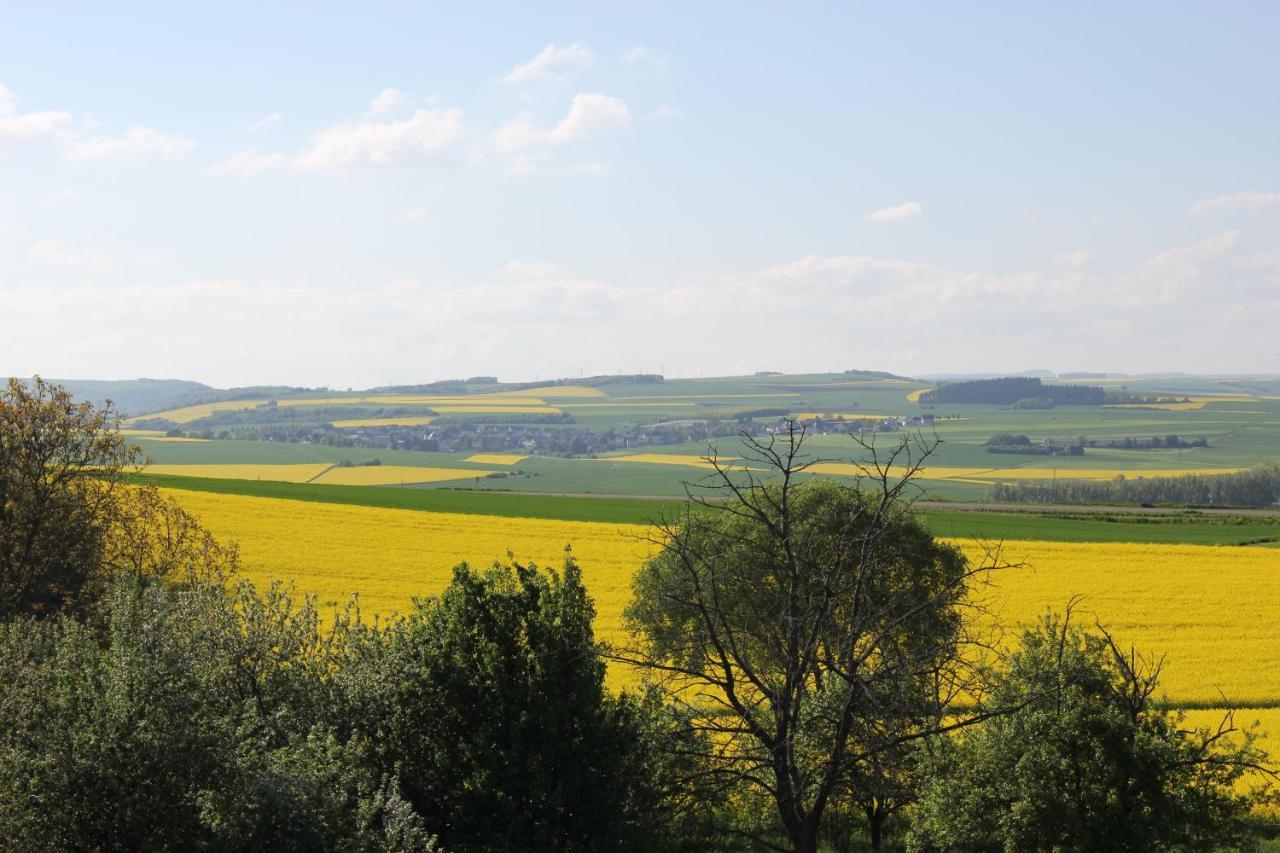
920, 377, 1106, 406
992, 463, 1280, 507
1086, 434, 1209, 450
1, 381, 1274, 851
841, 369, 912, 381
985, 433, 1210, 456
984, 434, 1084, 456
1105, 393, 1193, 405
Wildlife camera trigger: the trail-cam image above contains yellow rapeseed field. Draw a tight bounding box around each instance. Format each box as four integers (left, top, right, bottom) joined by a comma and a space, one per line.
163, 489, 1280, 707
1181, 708, 1280, 809
310, 466, 496, 486
906, 388, 931, 402
127, 399, 267, 425
464, 454, 529, 465
165, 489, 655, 643
975, 540, 1280, 707
141, 463, 333, 482
330, 416, 435, 428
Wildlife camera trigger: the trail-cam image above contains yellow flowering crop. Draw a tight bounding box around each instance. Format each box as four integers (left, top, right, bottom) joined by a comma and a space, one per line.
464, 454, 529, 465
126, 399, 267, 425
165, 489, 656, 644
142, 463, 332, 482
163, 489, 1280, 708
330, 417, 435, 428
972, 539, 1280, 707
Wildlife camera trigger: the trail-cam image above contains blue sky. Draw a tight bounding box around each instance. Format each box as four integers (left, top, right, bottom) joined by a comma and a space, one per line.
2, 1, 1278, 386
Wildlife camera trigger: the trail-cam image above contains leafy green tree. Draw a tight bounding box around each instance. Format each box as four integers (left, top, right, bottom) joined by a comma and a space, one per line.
617, 428, 1003, 852
0, 377, 236, 622
0, 577, 437, 852
0, 376, 138, 619
908, 615, 1275, 852
354, 556, 702, 853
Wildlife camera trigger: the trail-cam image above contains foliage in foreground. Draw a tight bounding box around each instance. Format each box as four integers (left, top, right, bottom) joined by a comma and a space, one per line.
619, 430, 999, 852
0, 376, 237, 622
0, 563, 705, 852
2, 379, 1276, 851
908, 616, 1276, 851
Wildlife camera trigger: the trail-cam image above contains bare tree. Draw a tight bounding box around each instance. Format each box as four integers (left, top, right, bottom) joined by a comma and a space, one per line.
613, 422, 1015, 852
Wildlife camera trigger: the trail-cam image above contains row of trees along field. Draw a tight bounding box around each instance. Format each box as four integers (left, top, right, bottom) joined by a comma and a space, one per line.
992, 463, 1280, 507
0, 379, 1275, 851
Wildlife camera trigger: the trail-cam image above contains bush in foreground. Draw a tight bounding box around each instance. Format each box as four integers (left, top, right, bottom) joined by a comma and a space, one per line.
908, 616, 1274, 851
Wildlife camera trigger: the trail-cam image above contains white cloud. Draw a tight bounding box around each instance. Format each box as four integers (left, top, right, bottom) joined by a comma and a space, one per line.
4, 230, 1277, 385
294, 107, 465, 170
250, 112, 282, 131
1052, 249, 1092, 269
1190, 191, 1280, 216
30, 239, 108, 271
367, 87, 408, 115
0, 83, 73, 139
400, 205, 428, 222
503, 43, 595, 83
863, 201, 923, 222
212, 148, 289, 175
624, 46, 667, 74
66, 126, 194, 160
494, 92, 631, 153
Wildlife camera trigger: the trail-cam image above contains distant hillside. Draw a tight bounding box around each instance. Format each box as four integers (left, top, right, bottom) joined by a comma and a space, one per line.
44, 378, 213, 416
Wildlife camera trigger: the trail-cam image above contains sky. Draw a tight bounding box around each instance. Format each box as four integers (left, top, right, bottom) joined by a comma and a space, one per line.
1, 1, 1278, 388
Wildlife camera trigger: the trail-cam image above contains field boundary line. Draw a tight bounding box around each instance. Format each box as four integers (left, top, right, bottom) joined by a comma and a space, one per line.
305, 464, 335, 484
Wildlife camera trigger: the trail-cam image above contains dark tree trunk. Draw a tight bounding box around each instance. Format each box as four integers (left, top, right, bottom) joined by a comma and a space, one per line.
869, 811, 885, 849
